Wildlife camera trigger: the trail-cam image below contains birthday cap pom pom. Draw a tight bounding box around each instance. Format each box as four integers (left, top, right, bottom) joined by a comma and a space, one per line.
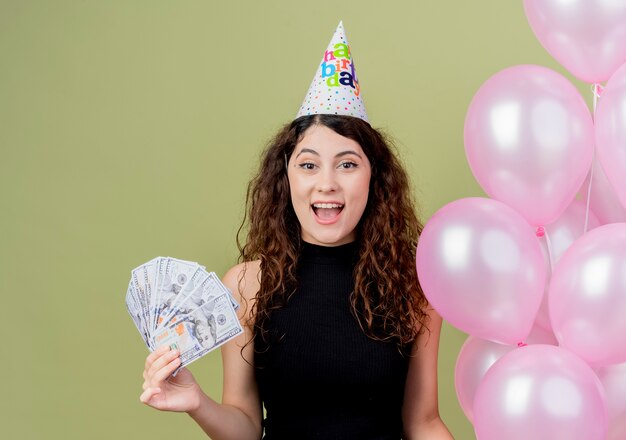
296, 21, 368, 122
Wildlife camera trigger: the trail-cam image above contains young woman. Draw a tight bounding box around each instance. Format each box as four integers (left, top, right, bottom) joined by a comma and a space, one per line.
140, 113, 453, 439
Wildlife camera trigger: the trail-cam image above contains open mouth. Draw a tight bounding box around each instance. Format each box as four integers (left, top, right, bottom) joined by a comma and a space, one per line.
312, 202, 344, 221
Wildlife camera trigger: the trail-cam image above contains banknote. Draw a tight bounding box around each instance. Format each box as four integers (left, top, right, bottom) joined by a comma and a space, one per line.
126, 256, 242, 366
152, 257, 199, 334
126, 280, 149, 346
154, 292, 243, 369
158, 271, 236, 330
130, 258, 159, 348
157, 266, 212, 329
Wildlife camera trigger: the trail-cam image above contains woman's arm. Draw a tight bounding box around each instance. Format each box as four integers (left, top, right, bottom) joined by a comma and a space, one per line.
402, 307, 454, 439
141, 261, 264, 440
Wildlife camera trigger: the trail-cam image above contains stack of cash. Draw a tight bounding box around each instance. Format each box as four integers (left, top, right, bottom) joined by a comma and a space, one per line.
125, 257, 243, 369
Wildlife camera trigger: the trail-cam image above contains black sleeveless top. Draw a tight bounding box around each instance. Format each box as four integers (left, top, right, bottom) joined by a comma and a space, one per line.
254, 241, 409, 439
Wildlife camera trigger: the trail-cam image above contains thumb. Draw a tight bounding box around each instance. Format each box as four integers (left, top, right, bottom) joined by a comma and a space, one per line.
139, 387, 162, 404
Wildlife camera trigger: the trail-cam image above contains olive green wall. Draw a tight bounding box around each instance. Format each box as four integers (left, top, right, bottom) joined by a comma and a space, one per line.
1, 1, 589, 439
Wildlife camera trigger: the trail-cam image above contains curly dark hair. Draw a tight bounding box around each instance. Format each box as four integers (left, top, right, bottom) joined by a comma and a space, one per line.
237, 114, 428, 350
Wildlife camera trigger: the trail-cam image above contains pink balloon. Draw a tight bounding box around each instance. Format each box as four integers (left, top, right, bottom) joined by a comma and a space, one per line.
595, 63, 626, 213
581, 159, 626, 225
455, 327, 557, 422
534, 199, 601, 331
474, 345, 608, 440
544, 199, 601, 263
550, 223, 626, 366
524, 0, 626, 83
455, 337, 511, 423
596, 363, 626, 440
608, 417, 626, 440
596, 363, 626, 428
464, 65, 594, 226
416, 197, 545, 345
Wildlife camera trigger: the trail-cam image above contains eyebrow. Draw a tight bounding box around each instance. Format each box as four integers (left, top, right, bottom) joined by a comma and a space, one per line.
295, 148, 363, 159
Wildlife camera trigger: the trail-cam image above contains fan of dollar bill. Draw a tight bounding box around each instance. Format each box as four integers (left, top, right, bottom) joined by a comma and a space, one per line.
125, 257, 243, 369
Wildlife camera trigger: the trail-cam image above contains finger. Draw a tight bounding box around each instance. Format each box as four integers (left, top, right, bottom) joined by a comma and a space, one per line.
151, 356, 182, 384
145, 348, 179, 381
147, 349, 180, 382
139, 387, 162, 404
144, 345, 171, 372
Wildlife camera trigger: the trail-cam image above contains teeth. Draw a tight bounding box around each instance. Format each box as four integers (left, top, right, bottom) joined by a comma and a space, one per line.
313, 203, 343, 209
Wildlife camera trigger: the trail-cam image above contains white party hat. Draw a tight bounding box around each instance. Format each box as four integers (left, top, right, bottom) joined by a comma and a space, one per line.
296, 21, 368, 122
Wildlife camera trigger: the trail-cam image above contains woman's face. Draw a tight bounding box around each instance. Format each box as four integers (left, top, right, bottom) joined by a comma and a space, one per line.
287, 124, 371, 246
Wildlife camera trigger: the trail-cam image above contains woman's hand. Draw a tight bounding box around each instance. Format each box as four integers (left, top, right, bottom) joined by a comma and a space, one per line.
140, 345, 203, 413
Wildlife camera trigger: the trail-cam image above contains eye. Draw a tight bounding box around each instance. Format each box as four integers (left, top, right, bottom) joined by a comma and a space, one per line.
298, 162, 316, 170
339, 161, 358, 169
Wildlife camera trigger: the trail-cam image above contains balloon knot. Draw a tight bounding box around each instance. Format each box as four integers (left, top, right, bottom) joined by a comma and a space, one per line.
517, 342, 528, 348
592, 83, 605, 98
535, 226, 545, 237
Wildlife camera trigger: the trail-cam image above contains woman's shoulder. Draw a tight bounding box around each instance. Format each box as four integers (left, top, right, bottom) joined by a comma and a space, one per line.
221, 260, 261, 305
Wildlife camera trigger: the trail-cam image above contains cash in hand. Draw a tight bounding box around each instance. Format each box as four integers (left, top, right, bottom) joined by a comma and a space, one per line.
125, 257, 242, 369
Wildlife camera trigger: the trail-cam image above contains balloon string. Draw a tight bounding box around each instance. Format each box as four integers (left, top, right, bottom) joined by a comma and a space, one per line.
591, 83, 603, 115
545, 229, 554, 272
539, 226, 555, 273
584, 152, 594, 234
585, 84, 603, 235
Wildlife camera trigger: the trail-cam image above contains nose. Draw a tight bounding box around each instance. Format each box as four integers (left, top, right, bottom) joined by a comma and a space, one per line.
316, 168, 337, 193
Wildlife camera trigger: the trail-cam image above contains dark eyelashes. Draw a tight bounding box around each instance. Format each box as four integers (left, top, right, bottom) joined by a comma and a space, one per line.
297, 162, 316, 170
296, 161, 358, 170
